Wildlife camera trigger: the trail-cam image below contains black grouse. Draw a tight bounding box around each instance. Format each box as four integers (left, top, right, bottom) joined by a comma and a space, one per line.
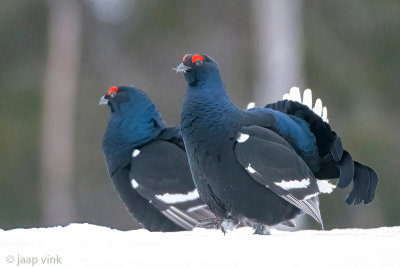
100, 85, 214, 231
176, 54, 378, 234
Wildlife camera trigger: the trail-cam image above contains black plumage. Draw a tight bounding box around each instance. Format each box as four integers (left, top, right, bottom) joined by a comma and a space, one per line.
100, 86, 214, 231
176, 54, 378, 233
266, 98, 378, 204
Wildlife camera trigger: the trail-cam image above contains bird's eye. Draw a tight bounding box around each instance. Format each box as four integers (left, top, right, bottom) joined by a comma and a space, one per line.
108, 86, 118, 98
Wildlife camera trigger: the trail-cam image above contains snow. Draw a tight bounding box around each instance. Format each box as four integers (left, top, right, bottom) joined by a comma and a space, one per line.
1, 224, 399, 267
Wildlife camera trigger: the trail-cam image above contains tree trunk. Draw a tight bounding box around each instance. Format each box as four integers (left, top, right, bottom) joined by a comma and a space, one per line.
40, 0, 81, 226
252, 0, 306, 229
252, 0, 304, 105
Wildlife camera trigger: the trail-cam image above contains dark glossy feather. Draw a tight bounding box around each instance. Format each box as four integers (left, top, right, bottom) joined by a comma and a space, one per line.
266, 99, 379, 205
101, 86, 214, 231
235, 126, 323, 226
179, 55, 327, 232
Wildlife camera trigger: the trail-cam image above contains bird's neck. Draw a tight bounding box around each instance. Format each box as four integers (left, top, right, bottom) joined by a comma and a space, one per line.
181, 82, 242, 142
102, 116, 163, 175
105, 115, 161, 146
185, 79, 236, 107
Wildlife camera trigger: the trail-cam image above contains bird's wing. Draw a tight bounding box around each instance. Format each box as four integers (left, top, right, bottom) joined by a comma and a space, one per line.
247, 107, 321, 173
265, 88, 378, 205
234, 125, 324, 227
129, 139, 214, 230
158, 125, 185, 151
109, 165, 184, 232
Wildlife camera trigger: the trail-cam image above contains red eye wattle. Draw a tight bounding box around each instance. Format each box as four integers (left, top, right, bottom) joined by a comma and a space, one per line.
182, 54, 189, 62
108, 86, 118, 95
192, 54, 204, 63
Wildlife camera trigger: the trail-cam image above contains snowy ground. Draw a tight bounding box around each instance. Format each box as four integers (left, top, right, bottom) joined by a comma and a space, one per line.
1, 224, 399, 267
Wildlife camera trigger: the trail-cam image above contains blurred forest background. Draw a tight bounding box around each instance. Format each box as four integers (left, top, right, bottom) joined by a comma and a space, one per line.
1, 0, 399, 230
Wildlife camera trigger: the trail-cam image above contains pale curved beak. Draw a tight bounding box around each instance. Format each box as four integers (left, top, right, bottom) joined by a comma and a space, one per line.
174, 63, 191, 73
99, 96, 109, 105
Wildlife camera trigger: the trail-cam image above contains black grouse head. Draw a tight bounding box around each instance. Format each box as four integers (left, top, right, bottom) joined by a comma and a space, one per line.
100, 86, 167, 175
99, 86, 158, 117
100, 86, 138, 114
100, 85, 166, 145
175, 54, 222, 86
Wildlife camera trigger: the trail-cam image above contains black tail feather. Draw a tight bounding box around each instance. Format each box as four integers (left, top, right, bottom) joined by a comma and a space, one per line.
364, 166, 379, 204
265, 100, 336, 157
266, 100, 379, 205
330, 133, 343, 161
336, 151, 354, 189
346, 162, 370, 205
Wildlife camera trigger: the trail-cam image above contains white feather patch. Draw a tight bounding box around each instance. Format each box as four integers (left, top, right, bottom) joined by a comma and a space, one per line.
303, 89, 313, 108
187, 204, 208, 213
237, 133, 249, 143
246, 102, 255, 109
322, 107, 328, 122
282, 93, 290, 100
275, 178, 310, 190
156, 189, 199, 204
132, 149, 140, 157
313, 98, 323, 117
246, 164, 256, 174
281, 87, 329, 122
131, 179, 139, 189
317, 180, 336, 194
289, 87, 301, 102
304, 192, 319, 200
